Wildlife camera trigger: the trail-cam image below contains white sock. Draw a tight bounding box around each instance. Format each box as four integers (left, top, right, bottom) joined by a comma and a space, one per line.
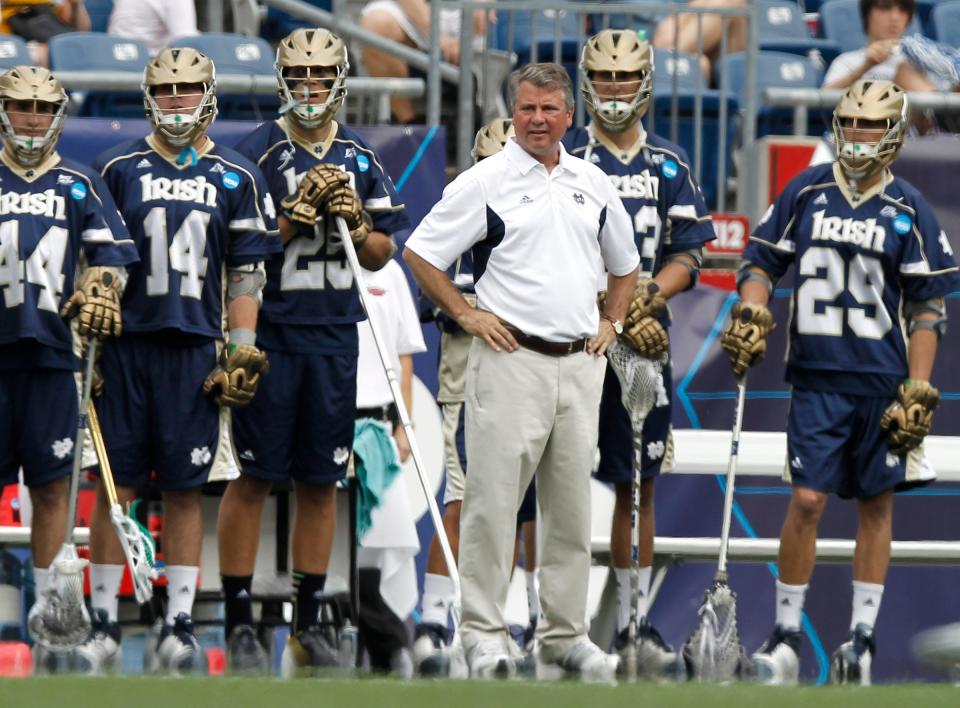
636, 566, 652, 621
851, 581, 884, 631
90, 563, 125, 622
775, 580, 808, 631
421, 572, 454, 627
614, 567, 631, 633
165, 565, 199, 625
524, 569, 540, 624
33, 566, 51, 596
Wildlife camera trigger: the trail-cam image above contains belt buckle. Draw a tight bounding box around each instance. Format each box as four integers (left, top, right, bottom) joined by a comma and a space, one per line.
566, 341, 574, 354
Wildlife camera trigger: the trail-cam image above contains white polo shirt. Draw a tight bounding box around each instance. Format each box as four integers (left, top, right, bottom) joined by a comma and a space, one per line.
405, 138, 639, 342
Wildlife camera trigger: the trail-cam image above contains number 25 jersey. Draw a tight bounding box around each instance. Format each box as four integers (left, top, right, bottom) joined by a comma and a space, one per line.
744, 162, 959, 395
94, 136, 281, 340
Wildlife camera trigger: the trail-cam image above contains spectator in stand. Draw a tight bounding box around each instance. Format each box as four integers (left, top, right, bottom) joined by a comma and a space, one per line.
1, 0, 90, 66
359, 0, 490, 123
108, 0, 199, 57
652, 0, 747, 80
822, 0, 936, 91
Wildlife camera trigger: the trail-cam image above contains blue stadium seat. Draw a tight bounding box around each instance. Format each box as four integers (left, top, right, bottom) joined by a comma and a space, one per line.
758, 0, 841, 67
930, 0, 960, 46
652, 49, 738, 209
716, 51, 819, 137
85, 0, 114, 34
493, 9, 584, 64
819, 0, 922, 54
48, 33, 149, 118
0, 34, 30, 70
171, 34, 279, 120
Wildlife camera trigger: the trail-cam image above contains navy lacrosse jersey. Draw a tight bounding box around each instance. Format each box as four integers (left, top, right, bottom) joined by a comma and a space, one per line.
234, 119, 409, 352
746, 162, 960, 396
0, 151, 138, 370
563, 126, 715, 285
93, 137, 280, 340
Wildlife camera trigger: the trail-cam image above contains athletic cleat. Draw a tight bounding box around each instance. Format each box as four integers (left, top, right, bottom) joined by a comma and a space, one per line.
831, 623, 875, 686
226, 624, 269, 675
73, 609, 122, 675
390, 647, 414, 678
412, 622, 450, 677
752, 624, 801, 686
466, 638, 515, 679
151, 613, 207, 676
280, 626, 340, 679
637, 620, 686, 679
31, 643, 68, 675
537, 637, 620, 684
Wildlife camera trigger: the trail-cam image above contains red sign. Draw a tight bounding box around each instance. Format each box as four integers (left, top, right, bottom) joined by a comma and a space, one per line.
706, 213, 750, 255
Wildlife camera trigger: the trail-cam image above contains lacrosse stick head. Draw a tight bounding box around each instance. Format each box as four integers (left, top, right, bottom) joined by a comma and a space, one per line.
682, 578, 744, 682
27, 544, 91, 650
109, 503, 159, 605
606, 339, 669, 431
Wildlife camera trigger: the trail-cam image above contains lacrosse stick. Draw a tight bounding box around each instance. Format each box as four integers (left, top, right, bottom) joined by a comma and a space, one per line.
334, 218, 461, 625
683, 375, 748, 681
606, 338, 669, 680
27, 339, 98, 651
87, 398, 158, 604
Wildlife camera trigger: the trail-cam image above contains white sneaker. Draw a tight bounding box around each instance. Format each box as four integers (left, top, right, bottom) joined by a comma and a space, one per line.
73, 609, 122, 675
537, 638, 620, 684
752, 624, 801, 686
831, 623, 874, 686
151, 613, 207, 676
466, 638, 515, 679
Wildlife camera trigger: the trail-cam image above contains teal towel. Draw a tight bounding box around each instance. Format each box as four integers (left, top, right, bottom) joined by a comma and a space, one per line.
353, 418, 402, 540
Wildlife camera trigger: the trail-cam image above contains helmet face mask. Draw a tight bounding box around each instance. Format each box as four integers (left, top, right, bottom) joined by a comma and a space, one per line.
580, 29, 653, 133
276, 28, 348, 129
143, 48, 217, 147
832, 79, 907, 183
0, 65, 67, 167
472, 117, 514, 162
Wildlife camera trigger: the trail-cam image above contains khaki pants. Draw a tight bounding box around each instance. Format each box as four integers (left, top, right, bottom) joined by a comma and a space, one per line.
460, 338, 606, 656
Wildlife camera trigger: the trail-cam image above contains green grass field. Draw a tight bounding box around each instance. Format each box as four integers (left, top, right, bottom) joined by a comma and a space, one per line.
1, 678, 958, 708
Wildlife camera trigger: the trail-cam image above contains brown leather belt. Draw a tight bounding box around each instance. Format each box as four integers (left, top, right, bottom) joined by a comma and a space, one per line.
505, 326, 588, 356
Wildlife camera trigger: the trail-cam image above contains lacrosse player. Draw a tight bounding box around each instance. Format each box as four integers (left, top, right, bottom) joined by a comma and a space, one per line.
722, 79, 958, 686
413, 118, 541, 676
81, 47, 279, 675
0, 65, 136, 669
216, 28, 407, 676
562, 29, 714, 677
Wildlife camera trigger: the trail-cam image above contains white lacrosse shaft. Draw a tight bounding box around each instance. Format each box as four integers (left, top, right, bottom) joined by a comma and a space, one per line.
716, 375, 747, 578
335, 217, 462, 625
65, 338, 98, 544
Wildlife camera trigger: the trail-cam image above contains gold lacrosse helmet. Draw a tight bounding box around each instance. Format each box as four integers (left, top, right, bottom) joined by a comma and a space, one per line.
0, 65, 68, 166
276, 28, 348, 128
580, 29, 654, 132
143, 47, 218, 147
833, 79, 908, 182
472, 117, 513, 162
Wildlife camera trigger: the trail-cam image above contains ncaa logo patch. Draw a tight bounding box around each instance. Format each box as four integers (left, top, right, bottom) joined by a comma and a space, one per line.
70, 182, 87, 200
222, 171, 241, 189
662, 160, 678, 179
356, 154, 370, 173
893, 214, 912, 234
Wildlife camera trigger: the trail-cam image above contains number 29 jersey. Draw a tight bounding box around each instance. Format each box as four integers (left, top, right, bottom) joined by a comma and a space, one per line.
745, 162, 959, 396
234, 120, 410, 340
93, 137, 281, 340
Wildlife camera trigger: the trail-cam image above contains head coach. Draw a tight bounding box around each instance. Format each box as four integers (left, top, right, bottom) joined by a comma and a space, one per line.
404, 62, 639, 681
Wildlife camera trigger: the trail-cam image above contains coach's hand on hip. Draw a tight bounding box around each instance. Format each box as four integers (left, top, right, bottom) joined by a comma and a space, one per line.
459, 308, 518, 353
587, 318, 617, 356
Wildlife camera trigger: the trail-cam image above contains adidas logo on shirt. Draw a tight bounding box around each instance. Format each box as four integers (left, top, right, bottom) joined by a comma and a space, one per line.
520, 195, 533, 204
136, 158, 152, 169
813, 193, 828, 206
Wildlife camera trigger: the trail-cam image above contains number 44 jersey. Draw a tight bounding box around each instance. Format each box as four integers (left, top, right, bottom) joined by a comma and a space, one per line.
93, 136, 281, 339
745, 162, 959, 396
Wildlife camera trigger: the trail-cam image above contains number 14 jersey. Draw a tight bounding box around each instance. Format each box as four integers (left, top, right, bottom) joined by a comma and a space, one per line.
745, 162, 959, 396
94, 136, 281, 340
